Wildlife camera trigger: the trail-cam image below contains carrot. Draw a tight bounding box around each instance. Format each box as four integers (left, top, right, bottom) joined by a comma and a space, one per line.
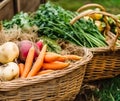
21, 46, 35, 78
27, 44, 47, 77
57, 55, 67, 62
57, 54, 82, 61
44, 52, 62, 62
63, 54, 82, 60
18, 63, 25, 77
42, 61, 70, 70
44, 52, 82, 62
37, 70, 54, 76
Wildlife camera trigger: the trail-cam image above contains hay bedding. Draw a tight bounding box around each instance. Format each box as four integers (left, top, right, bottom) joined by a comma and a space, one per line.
0, 25, 39, 45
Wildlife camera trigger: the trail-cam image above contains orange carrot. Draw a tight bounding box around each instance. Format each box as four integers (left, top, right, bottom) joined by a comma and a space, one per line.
21, 46, 35, 78
37, 70, 54, 76
57, 54, 82, 61
57, 55, 67, 62
18, 63, 25, 77
42, 61, 70, 70
44, 52, 62, 62
44, 52, 82, 62
63, 54, 82, 60
27, 44, 47, 77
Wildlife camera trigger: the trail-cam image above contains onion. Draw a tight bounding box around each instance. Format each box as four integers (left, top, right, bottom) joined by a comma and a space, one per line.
0, 42, 19, 64
0, 62, 19, 81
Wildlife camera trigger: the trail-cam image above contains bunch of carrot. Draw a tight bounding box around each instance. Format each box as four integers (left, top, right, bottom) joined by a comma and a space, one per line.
18, 44, 82, 78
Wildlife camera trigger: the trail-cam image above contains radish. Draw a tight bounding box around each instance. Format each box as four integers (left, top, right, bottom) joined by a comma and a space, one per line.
36, 40, 43, 51
18, 40, 39, 62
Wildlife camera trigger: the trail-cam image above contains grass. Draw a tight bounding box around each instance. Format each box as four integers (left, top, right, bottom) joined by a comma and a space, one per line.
94, 76, 120, 101
49, 0, 120, 101
74, 75, 120, 101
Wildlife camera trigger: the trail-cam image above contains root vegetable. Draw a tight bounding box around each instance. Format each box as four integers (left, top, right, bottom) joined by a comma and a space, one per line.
36, 40, 43, 50
37, 70, 54, 76
0, 42, 19, 64
42, 61, 70, 70
18, 40, 40, 62
0, 62, 19, 81
44, 52, 82, 62
44, 52, 62, 62
27, 44, 47, 77
18, 63, 25, 77
21, 46, 35, 78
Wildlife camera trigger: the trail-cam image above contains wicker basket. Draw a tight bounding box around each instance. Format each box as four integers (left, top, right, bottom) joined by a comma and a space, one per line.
0, 0, 15, 20
0, 43, 93, 101
84, 47, 120, 82
70, 4, 120, 82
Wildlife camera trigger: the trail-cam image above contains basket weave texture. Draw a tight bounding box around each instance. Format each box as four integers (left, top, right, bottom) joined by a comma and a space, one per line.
0, 44, 93, 101
84, 47, 120, 82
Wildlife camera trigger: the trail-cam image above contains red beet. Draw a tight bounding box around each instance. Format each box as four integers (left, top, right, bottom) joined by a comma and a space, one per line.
18, 40, 40, 62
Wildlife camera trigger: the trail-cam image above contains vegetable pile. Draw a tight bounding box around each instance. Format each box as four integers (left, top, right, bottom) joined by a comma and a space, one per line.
0, 40, 82, 81
0, 42, 19, 81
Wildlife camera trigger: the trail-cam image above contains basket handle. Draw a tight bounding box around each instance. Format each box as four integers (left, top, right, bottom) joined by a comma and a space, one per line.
70, 11, 120, 50
77, 3, 106, 13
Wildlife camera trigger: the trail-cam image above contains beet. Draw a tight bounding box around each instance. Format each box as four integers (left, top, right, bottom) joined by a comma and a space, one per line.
18, 40, 39, 62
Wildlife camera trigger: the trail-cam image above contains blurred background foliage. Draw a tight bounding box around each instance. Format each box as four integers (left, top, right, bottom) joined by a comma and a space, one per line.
50, 0, 120, 14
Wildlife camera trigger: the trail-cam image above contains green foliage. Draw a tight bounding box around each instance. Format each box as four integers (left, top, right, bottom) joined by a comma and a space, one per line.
33, 2, 107, 48
40, 36, 62, 53
94, 76, 120, 101
3, 12, 34, 29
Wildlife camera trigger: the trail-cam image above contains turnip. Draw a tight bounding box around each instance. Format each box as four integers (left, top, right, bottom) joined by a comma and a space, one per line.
0, 42, 19, 64
18, 40, 40, 62
0, 62, 19, 81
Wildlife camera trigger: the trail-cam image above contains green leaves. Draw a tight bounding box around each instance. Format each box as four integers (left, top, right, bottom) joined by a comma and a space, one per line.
3, 1, 108, 48
40, 36, 62, 53
3, 12, 34, 29
94, 76, 120, 101
34, 2, 107, 47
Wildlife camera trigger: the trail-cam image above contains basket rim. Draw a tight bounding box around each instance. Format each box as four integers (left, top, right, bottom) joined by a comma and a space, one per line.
0, 47, 93, 91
